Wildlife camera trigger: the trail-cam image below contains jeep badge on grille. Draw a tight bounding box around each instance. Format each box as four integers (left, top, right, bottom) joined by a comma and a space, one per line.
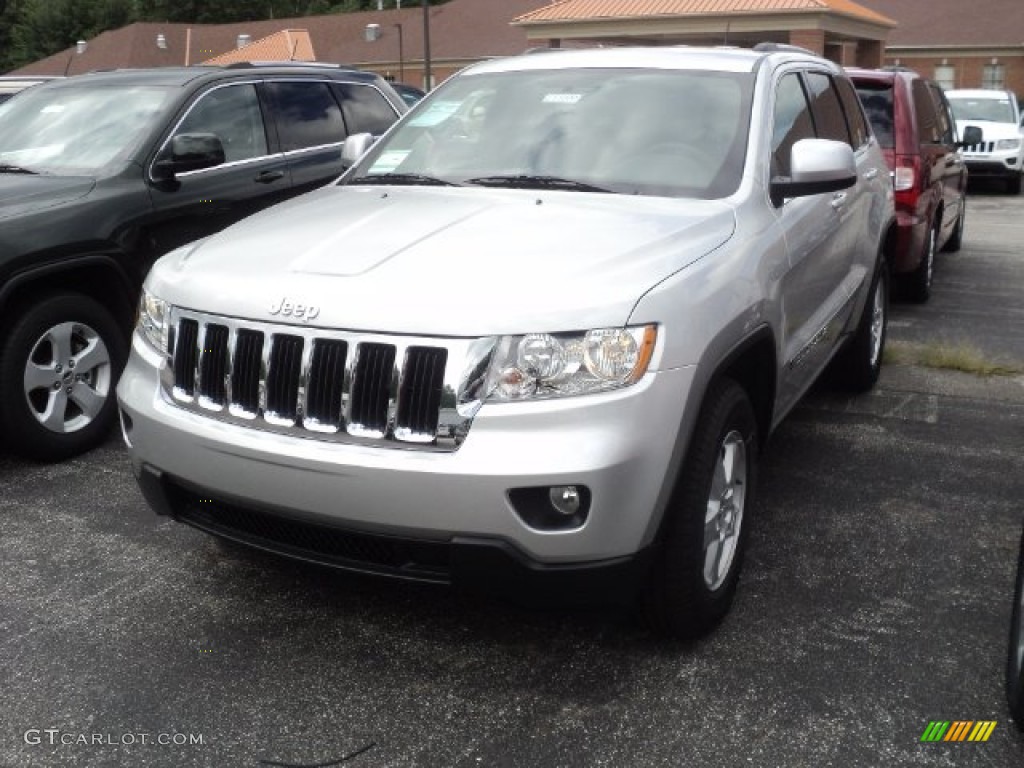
269, 297, 320, 322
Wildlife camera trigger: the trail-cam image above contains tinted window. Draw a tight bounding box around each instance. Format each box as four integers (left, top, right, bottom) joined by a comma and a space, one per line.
265, 81, 346, 151
334, 83, 399, 135
928, 84, 955, 144
173, 84, 268, 163
805, 72, 851, 145
854, 83, 894, 149
772, 73, 815, 178
912, 80, 940, 143
835, 77, 869, 148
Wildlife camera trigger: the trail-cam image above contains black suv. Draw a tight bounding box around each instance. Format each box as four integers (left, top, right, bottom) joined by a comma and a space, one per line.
0, 64, 405, 460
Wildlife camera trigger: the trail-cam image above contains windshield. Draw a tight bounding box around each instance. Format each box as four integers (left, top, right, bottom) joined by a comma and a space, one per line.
348, 67, 753, 199
947, 95, 1017, 124
0, 84, 174, 174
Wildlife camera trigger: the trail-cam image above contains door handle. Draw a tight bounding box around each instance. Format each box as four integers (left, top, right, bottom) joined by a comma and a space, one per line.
255, 170, 285, 184
864, 168, 879, 180
830, 192, 847, 209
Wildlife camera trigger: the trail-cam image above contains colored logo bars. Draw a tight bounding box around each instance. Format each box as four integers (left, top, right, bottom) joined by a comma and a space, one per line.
920, 721, 997, 742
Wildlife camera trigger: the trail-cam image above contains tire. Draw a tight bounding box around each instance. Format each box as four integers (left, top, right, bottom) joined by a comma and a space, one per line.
1008, 174, 1022, 196
941, 201, 964, 253
642, 378, 758, 640
831, 258, 888, 393
905, 222, 936, 303
0, 293, 127, 461
1008, 527, 1024, 730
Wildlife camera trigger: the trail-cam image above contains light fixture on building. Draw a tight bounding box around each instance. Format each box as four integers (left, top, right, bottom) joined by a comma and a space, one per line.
156, 33, 167, 49
237, 34, 251, 49
991, 57, 999, 65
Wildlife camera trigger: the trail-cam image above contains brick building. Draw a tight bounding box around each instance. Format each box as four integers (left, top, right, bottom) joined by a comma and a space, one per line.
8, 0, 1024, 96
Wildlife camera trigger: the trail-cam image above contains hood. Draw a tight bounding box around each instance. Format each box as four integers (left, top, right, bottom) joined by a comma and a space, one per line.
0, 173, 95, 221
152, 185, 736, 336
955, 119, 1022, 142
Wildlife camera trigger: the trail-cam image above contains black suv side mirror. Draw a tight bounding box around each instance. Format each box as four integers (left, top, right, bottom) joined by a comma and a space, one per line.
959, 125, 983, 147
153, 133, 226, 180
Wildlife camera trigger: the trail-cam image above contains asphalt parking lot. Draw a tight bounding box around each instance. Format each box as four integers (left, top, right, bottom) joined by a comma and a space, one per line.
2, 191, 1024, 768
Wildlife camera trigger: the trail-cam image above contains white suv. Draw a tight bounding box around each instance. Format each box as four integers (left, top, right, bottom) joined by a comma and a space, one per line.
117, 45, 894, 638
946, 88, 1024, 194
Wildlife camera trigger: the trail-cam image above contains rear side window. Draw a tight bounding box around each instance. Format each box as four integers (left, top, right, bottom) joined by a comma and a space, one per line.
854, 83, 894, 149
265, 81, 346, 152
805, 72, 852, 145
928, 83, 955, 144
333, 83, 399, 135
912, 79, 940, 144
835, 77, 870, 149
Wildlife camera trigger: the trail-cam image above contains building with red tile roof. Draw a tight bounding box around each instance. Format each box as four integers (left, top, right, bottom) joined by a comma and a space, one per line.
8, 0, 1023, 93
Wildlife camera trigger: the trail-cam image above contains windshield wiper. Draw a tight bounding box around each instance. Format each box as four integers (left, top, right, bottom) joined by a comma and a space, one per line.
349, 173, 461, 187
0, 163, 38, 174
464, 175, 610, 193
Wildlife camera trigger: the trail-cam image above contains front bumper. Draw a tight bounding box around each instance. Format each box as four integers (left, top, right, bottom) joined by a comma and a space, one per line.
117, 332, 694, 591
962, 152, 1021, 180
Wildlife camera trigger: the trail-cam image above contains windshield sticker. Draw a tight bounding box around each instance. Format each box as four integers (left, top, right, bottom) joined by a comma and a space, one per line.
368, 150, 411, 174
542, 93, 582, 104
408, 100, 461, 127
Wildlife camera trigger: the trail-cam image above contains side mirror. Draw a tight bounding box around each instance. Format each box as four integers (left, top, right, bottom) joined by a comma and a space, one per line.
770, 138, 856, 207
959, 125, 983, 147
153, 133, 226, 180
341, 132, 375, 168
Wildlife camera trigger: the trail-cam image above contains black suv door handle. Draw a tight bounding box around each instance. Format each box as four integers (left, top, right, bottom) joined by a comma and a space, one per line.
255, 170, 285, 184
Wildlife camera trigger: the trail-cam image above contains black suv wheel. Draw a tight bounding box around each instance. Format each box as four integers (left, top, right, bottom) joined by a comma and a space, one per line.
0, 294, 126, 461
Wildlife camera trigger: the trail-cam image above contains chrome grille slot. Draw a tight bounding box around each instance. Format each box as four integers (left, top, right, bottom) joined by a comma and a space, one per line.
161, 309, 487, 452
349, 343, 396, 436
266, 335, 304, 423
230, 330, 263, 416
305, 339, 348, 429
198, 324, 229, 408
396, 347, 447, 441
173, 318, 199, 398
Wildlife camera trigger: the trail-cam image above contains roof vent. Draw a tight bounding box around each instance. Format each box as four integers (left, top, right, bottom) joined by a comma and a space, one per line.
365, 24, 381, 42
156, 33, 167, 49
237, 34, 251, 49
76, 40, 87, 55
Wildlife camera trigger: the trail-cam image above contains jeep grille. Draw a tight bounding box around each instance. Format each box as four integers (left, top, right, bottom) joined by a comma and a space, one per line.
162, 310, 481, 451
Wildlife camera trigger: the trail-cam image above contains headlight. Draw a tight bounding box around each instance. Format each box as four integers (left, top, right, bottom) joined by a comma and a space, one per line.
137, 288, 170, 353
996, 138, 1021, 150
473, 325, 657, 402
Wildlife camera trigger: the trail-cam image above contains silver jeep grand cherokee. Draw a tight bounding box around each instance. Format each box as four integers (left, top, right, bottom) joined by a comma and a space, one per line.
117, 45, 894, 638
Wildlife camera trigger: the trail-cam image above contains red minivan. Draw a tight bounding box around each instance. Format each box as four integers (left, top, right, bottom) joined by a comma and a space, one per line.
847, 68, 968, 302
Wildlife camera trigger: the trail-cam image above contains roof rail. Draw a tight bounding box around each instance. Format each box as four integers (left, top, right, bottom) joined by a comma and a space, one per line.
752, 42, 817, 56
223, 61, 356, 70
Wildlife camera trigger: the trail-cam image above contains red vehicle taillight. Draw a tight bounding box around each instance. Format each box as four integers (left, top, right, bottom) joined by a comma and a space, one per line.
893, 155, 920, 207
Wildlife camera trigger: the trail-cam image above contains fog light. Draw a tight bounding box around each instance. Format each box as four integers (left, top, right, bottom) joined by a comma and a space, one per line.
508, 485, 591, 531
549, 485, 581, 516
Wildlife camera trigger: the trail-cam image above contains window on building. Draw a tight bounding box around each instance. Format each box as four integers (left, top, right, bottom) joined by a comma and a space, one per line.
934, 65, 955, 90
982, 63, 1005, 90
